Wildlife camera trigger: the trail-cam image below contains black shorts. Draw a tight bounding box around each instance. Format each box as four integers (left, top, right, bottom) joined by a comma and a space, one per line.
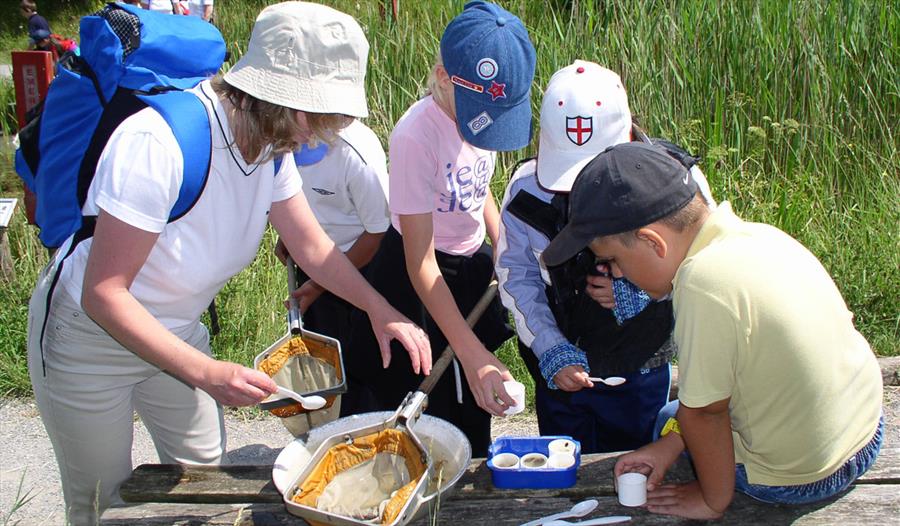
342, 227, 512, 456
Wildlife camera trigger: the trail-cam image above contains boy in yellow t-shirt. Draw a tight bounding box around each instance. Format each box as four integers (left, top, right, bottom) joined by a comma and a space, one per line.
542, 142, 883, 519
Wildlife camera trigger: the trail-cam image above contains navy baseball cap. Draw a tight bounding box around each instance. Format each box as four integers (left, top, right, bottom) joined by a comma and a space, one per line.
440, 1, 536, 151
542, 142, 699, 266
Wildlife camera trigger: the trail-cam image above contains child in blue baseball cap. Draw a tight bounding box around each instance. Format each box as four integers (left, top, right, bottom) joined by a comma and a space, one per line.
343, 0, 536, 456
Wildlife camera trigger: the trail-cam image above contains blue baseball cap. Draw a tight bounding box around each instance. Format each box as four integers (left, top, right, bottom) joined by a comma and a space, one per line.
440, 1, 536, 151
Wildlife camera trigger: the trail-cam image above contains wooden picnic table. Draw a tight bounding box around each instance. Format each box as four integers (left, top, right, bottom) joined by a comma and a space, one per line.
102, 361, 900, 525
101, 447, 899, 525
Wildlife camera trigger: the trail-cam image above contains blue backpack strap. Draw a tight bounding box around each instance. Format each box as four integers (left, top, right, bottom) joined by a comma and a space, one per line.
138, 90, 211, 220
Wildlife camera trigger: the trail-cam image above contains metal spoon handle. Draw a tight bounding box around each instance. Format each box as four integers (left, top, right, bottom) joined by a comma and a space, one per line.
285, 256, 302, 335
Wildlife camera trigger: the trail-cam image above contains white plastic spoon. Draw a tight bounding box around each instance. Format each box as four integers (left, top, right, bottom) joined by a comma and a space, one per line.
274, 386, 327, 410
543, 516, 631, 526
518, 499, 599, 526
587, 376, 627, 387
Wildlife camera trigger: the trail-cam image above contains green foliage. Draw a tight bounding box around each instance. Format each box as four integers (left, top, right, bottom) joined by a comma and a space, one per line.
0, 0, 99, 64
0, 0, 896, 397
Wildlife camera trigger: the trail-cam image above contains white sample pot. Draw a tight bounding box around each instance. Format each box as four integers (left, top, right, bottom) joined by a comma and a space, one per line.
519, 452, 549, 469
491, 452, 520, 469
617, 472, 647, 507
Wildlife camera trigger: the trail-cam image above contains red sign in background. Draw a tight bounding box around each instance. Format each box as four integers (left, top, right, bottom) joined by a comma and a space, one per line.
11, 51, 54, 224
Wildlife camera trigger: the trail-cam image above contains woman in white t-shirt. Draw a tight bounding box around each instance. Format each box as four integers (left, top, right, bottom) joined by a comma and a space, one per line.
26, 5, 429, 524
343, 1, 536, 457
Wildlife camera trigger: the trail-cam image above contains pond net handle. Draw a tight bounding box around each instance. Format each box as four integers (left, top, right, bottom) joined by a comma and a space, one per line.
286, 257, 303, 335
417, 280, 499, 396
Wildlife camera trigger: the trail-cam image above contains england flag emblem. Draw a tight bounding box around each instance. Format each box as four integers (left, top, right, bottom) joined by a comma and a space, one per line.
566, 116, 593, 146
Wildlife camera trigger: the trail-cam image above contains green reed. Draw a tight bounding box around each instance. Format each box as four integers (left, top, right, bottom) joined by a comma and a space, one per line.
0, 0, 896, 397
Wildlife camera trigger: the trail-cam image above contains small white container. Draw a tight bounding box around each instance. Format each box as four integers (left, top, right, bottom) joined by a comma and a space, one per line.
548, 452, 576, 469
617, 472, 648, 506
491, 452, 520, 469
548, 438, 576, 456
519, 452, 549, 469
502, 380, 526, 416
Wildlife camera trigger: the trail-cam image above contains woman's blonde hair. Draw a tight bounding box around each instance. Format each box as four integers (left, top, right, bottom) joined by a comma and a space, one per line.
210, 75, 351, 163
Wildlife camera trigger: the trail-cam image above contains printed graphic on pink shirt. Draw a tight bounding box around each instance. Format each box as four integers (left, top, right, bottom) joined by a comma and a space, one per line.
438, 155, 493, 213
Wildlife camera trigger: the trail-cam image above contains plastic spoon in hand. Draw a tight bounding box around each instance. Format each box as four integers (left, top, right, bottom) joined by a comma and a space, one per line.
518, 499, 598, 526
587, 376, 626, 386
275, 386, 326, 410
543, 516, 631, 526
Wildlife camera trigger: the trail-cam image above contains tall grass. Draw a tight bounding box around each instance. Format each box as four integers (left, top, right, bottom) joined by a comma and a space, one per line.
0, 0, 896, 397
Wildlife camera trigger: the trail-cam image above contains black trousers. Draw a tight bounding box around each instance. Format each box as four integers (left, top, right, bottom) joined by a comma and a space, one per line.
294, 266, 363, 351
343, 227, 512, 457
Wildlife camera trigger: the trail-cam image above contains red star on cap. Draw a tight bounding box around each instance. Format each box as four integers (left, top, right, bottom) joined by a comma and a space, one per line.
487, 80, 507, 101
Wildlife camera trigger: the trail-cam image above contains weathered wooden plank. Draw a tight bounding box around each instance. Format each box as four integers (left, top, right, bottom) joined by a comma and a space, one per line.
120, 464, 282, 504
102, 485, 900, 526
120, 445, 900, 506
101, 503, 300, 525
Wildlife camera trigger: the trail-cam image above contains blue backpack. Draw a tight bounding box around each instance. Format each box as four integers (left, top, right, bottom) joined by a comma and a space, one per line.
15, 2, 225, 249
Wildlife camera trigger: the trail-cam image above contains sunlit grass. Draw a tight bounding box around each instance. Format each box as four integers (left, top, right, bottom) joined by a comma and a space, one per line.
0, 0, 896, 398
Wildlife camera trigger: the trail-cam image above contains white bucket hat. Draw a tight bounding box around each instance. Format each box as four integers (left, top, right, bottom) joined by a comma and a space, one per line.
224, 1, 369, 118
536, 60, 632, 191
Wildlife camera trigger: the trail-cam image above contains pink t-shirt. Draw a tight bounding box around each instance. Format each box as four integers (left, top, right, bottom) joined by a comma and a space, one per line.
389, 96, 496, 256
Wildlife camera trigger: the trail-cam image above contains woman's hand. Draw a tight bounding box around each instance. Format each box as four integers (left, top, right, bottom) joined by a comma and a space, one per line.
368, 305, 432, 376
457, 349, 516, 416
198, 359, 278, 407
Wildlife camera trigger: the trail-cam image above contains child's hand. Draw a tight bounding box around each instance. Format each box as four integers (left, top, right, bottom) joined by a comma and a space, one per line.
614, 437, 682, 491
273, 237, 289, 265
293, 279, 325, 314
646, 481, 724, 520
458, 350, 516, 416
553, 365, 592, 392
586, 263, 615, 309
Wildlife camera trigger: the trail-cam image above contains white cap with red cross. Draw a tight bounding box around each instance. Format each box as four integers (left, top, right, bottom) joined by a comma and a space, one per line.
536, 60, 632, 192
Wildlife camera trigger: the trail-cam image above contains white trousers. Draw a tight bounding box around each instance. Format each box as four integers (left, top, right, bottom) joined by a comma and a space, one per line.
27, 262, 225, 526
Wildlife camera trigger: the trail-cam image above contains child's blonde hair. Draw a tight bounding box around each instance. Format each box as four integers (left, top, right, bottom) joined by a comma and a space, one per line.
425, 52, 454, 117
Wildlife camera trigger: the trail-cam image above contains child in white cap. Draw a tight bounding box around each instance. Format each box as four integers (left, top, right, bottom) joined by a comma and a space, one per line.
343, 0, 536, 456
496, 60, 715, 453
26, 4, 429, 523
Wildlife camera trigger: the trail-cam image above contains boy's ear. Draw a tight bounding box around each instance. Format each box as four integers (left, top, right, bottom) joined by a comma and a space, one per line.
635, 227, 668, 258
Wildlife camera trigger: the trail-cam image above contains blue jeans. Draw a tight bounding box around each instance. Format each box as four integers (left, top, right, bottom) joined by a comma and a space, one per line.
653, 401, 884, 504
734, 416, 883, 504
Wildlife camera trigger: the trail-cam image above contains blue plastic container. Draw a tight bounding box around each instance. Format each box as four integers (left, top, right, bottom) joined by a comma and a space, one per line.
487, 435, 581, 489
